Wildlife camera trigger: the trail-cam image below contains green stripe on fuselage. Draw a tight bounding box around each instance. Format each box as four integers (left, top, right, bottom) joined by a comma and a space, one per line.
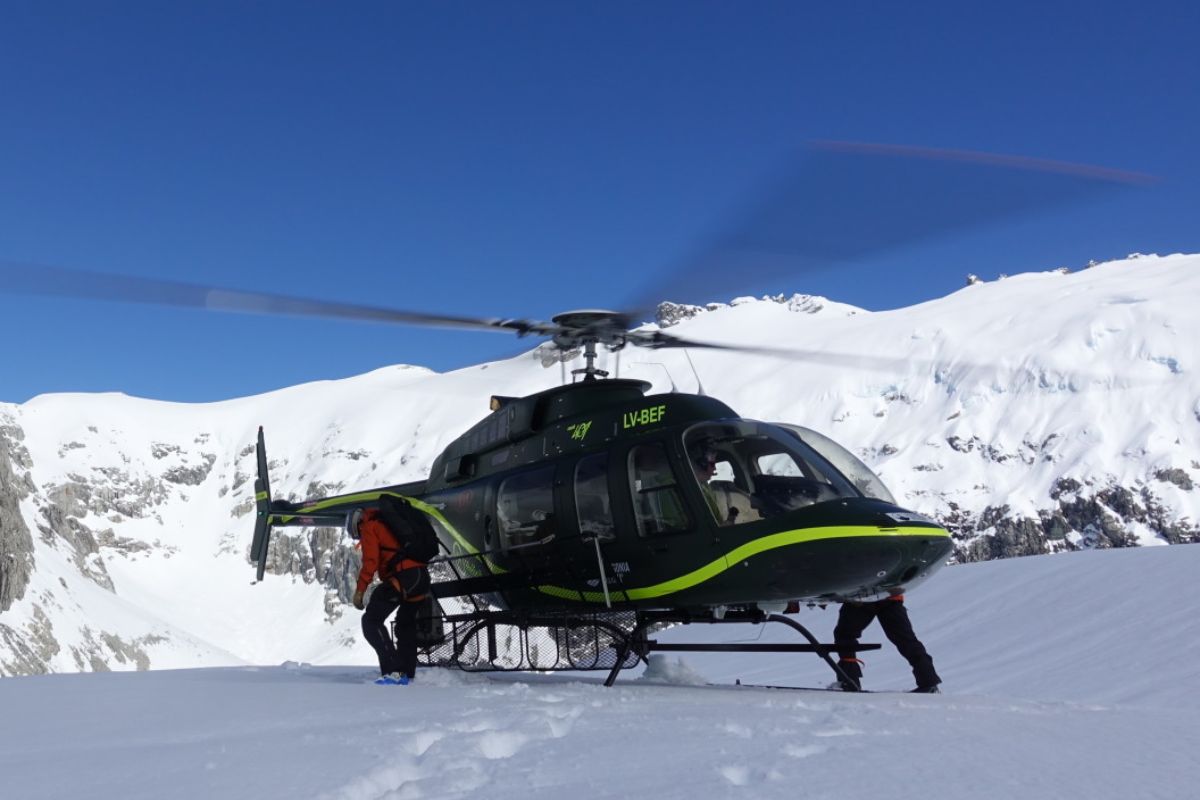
277, 494, 945, 605
274, 490, 506, 573
537, 524, 949, 604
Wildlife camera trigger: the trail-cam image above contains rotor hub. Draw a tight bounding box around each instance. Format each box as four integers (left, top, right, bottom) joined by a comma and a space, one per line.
550, 309, 633, 351
548, 310, 634, 381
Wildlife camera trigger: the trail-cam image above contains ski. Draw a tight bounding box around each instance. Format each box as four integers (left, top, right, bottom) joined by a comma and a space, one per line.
712, 680, 877, 693
717, 680, 940, 694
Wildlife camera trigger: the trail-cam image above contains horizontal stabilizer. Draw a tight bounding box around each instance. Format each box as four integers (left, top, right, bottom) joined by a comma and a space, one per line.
430, 571, 543, 599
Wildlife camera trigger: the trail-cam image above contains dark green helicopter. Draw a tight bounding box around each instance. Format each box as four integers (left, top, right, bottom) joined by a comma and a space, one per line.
245, 307, 952, 684
0, 142, 1149, 684
252, 311, 951, 611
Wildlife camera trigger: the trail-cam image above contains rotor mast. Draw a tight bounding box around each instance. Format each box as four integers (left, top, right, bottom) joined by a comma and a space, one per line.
552, 310, 632, 383
571, 338, 609, 382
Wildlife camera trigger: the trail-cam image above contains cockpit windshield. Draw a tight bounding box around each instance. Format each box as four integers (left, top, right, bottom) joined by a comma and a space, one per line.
683, 421, 862, 527
775, 423, 897, 505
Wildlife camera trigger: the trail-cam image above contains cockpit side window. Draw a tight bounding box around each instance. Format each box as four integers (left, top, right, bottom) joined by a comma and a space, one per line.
687, 437, 762, 527
628, 442, 690, 537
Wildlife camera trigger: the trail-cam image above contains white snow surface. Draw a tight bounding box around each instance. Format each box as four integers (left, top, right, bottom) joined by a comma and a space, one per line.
2, 254, 1199, 675
1, 544, 1198, 800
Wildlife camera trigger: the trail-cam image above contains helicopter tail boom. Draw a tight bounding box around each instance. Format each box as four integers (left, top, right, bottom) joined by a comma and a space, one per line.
249, 429, 422, 582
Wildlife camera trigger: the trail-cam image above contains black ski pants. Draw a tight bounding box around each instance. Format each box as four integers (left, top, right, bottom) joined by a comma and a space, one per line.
834, 599, 940, 688
361, 583, 420, 679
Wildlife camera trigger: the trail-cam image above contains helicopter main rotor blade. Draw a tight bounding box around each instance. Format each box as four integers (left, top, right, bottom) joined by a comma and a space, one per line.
0, 262, 562, 338
628, 328, 924, 372
630, 329, 1125, 390
631, 328, 1142, 391
625, 141, 1156, 314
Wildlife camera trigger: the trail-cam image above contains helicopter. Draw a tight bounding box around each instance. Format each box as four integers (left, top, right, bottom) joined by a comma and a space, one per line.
0, 142, 1151, 685
246, 309, 953, 683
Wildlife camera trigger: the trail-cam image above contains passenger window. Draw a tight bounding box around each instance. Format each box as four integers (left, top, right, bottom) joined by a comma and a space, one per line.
629, 443, 690, 536
496, 466, 556, 548
575, 453, 615, 542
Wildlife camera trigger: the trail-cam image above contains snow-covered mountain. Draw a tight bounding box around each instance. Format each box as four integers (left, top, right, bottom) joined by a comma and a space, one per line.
1, 253, 1197, 675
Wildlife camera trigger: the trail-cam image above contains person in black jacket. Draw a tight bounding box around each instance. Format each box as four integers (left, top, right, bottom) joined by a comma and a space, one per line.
833, 592, 941, 693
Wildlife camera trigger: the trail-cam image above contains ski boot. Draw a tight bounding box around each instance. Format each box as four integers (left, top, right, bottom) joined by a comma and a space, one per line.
374, 672, 404, 686
833, 658, 863, 692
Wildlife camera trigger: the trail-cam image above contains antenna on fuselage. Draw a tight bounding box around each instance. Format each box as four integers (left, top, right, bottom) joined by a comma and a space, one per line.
632, 362, 677, 393
683, 350, 706, 396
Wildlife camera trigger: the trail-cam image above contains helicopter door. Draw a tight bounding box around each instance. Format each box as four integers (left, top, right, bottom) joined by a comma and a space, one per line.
569, 452, 626, 601
493, 463, 585, 594
619, 438, 720, 582
627, 441, 691, 538
607, 440, 727, 602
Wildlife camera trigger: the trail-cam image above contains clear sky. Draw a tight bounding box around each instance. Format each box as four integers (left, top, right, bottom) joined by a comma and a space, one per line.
1, 1, 1196, 403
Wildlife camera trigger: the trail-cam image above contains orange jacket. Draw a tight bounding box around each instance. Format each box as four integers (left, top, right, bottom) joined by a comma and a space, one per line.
355, 509, 402, 594
355, 508, 429, 594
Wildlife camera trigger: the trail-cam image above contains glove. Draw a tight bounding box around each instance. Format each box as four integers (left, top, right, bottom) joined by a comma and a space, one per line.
352, 590, 365, 610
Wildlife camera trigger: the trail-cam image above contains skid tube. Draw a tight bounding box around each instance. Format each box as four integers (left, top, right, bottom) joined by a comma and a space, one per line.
442, 609, 637, 671
603, 608, 880, 688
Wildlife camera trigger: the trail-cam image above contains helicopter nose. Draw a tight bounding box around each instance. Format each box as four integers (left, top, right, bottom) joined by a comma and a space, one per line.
835, 542, 904, 586
774, 531, 952, 602
847, 534, 953, 596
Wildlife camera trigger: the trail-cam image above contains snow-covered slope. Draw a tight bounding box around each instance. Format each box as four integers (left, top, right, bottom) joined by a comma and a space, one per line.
1, 254, 1197, 674
1, 544, 1197, 800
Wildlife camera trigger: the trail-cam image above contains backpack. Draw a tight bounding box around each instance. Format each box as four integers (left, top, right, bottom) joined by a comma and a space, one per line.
377, 494, 441, 565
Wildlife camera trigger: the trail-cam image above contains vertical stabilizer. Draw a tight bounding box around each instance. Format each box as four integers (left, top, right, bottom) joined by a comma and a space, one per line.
250, 426, 273, 582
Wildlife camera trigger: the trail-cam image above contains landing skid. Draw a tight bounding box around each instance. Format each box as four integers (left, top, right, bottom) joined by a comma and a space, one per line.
603, 609, 880, 688
418, 607, 644, 673
413, 600, 878, 689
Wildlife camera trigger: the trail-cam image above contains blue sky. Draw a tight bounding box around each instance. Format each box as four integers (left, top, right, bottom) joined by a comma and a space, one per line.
1, 1, 1196, 403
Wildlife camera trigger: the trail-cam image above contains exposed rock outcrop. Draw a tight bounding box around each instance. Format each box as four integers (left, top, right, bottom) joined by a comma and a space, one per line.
70, 630, 165, 672
39, 486, 114, 592
163, 453, 217, 486
0, 607, 59, 675
55, 468, 170, 519
261, 528, 360, 617
0, 416, 36, 612
942, 476, 1199, 562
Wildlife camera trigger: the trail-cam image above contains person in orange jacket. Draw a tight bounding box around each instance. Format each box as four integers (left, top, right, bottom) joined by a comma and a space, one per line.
833, 591, 941, 693
350, 507, 427, 685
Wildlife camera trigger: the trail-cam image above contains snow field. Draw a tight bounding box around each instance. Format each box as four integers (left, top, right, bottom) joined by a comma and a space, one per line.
2, 544, 1199, 800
